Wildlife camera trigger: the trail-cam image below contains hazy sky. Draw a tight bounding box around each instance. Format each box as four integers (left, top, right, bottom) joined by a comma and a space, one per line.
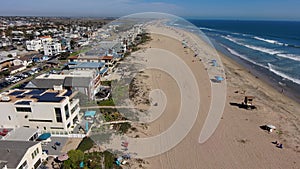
1, 0, 300, 20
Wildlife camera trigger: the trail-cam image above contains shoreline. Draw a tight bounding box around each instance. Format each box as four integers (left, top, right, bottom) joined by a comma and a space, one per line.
213, 41, 300, 104
141, 23, 300, 168
218, 50, 300, 112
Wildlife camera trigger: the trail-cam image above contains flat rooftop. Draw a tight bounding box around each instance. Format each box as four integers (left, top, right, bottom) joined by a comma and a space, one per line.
1, 89, 73, 103
74, 62, 105, 69
3, 128, 38, 141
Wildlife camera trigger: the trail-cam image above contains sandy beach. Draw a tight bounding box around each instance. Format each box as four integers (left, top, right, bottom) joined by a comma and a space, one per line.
127, 24, 300, 169
96, 21, 300, 169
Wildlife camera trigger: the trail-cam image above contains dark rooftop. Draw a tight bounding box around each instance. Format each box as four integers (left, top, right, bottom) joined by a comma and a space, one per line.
26, 89, 45, 96
0, 140, 39, 168
63, 90, 73, 97
5, 89, 67, 103
8, 91, 24, 96
14, 100, 32, 105
32, 92, 64, 102
25, 79, 64, 89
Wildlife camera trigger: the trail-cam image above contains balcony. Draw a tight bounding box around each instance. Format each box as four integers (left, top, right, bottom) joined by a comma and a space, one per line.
70, 99, 79, 109
71, 105, 80, 115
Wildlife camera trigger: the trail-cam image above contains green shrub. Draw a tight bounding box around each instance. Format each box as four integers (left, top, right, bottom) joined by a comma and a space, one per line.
77, 137, 95, 152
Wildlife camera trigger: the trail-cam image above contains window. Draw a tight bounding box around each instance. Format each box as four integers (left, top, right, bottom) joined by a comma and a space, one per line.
16, 107, 32, 112
64, 104, 70, 120
18, 161, 28, 169
8, 116, 11, 120
71, 104, 79, 114
34, 159, 41, 169
50, 127, 64, 130
29, 119, 53, 122
55, 108, 63, 123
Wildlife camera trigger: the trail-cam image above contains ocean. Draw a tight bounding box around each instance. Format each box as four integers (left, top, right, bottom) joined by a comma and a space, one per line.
181, 20, 300, 102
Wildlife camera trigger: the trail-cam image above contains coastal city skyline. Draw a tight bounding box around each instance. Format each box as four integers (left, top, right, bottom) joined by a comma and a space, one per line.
0, 0, 300, 20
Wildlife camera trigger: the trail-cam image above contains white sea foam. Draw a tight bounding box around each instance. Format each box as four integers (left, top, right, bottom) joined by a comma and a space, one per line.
199, 27, 215, 31
223, 44, 300, 85
268, 63, 300, 85
223, 35, 300, 62
244, 44, 281, 55
276, 53, 300, 62
222, 35, 282, 55
253, 36, 288, 46
222, 44, 267, 69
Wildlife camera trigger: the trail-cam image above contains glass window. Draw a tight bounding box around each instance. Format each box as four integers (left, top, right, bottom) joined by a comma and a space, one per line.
64, 104, 70, 120
16, 107, 32, 112
55, 108, 63, 123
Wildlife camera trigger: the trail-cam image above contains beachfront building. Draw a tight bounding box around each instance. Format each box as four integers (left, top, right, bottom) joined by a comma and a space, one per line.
70, 41, 125, 63
100, 55, 114, 67
25, 39, 43, 51
0, 140, 47, 169
25, 70, 101, 100
43, 41, 62, 56
0, 89, 80, 135
98, 41, 125, 54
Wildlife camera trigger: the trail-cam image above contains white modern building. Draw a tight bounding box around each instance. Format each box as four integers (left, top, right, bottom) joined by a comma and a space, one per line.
0, 89, 80, 135
25, 39, 42, 51
43, 42, 62, 56
0, 140, 47, 169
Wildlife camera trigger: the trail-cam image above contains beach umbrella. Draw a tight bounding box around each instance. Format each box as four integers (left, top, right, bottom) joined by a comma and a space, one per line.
215, 76, 224, 82
57, 153, 69, 162
37, 133, 51, 141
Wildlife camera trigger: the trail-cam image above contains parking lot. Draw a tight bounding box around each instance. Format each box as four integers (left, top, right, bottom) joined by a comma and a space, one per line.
0, 67, 44, 90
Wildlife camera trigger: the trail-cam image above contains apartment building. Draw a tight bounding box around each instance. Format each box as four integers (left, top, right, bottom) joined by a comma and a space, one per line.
25, 39, 42, 51
43, 42, 62, 56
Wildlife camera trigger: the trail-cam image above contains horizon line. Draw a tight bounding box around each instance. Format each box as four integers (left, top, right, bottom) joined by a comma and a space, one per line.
0, 15, 300, 22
